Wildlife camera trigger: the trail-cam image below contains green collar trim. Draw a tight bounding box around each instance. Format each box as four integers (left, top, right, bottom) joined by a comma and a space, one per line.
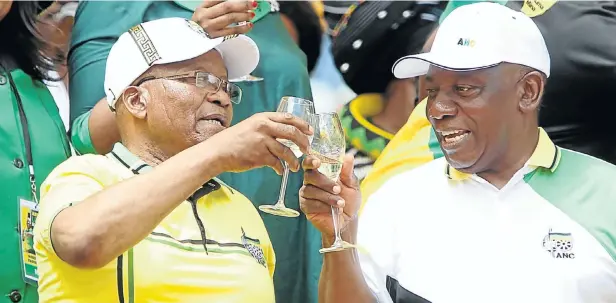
106, 143, 231, 193
107, 143, 153, 174
340, 94, 392, 160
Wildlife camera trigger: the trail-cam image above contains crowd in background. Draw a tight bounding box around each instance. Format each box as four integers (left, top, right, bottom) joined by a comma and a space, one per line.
2, 1, 616, 302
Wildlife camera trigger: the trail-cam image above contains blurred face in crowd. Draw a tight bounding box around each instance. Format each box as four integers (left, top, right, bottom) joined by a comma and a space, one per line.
0, 0, 12, 21
119, 50, 233, 157
384, 78, 418, 117
425, 63, 544, 174
280, 14, 299, 43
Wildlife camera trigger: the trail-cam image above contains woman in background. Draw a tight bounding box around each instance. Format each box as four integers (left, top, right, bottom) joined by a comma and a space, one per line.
279, 1, 323, 74
38, 0, 78, 131
0, 1, 71, 302
331, 1, 445, 181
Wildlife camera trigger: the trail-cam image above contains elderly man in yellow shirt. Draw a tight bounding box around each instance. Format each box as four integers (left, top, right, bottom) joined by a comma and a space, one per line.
33, 17, 313, 303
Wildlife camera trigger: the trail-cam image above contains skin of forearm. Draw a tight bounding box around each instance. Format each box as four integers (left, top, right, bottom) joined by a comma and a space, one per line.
319, 220, 377, 303
50, 143, 224, 269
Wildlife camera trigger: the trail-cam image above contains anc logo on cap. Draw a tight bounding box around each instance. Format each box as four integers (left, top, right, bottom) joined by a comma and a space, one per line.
128, 24, 162, 66
457, 38, 476, 47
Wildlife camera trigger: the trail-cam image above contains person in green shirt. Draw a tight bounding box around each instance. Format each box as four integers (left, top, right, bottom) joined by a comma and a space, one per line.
68, 1, 320, 302
0, 1, 72, 302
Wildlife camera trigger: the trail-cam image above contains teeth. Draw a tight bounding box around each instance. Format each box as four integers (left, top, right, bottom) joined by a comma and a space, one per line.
203, 119, 222, 126
443, 132, 469, 144
441, 130, 465, 136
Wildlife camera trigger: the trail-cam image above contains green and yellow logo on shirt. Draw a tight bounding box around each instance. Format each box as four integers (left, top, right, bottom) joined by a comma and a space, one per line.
542, 228, 575, 259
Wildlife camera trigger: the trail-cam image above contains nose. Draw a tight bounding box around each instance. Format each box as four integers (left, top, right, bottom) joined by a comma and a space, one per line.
205, 89, 232, 107
427, 94, 457, 121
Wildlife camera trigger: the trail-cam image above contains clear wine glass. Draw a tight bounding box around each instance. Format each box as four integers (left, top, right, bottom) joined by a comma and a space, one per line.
259, 96, 316, 217
311, 112, 355, 253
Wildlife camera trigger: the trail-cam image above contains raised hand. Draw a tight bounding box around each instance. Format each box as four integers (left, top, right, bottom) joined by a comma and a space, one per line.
206, 112, 313, 175
192, 0, 257, 38
300, 154, 361, 238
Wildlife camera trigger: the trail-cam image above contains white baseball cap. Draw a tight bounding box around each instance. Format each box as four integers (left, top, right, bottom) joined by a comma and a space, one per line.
392, 2, 550, 79
104, 17, 260, 108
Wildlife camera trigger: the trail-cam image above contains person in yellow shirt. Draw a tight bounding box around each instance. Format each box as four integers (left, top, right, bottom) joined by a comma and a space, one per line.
331, 1, 444, 182
358, 25, 440, 213
33, 17, 314, 303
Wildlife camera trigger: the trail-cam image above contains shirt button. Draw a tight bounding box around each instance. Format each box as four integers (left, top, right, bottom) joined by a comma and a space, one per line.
0, 75, 6, 85
13, 158, 24, 169
8, 290, 22, 302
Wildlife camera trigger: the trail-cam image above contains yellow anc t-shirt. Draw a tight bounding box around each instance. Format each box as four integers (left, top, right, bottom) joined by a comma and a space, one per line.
33, 144, 276, 303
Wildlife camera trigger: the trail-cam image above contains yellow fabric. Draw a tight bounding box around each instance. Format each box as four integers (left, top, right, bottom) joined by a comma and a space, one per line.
348, 94, 394, 141
34, 154, 276, 303
310, 1, 328, 31
359, 99, 438, 214
447, 127, 560, 180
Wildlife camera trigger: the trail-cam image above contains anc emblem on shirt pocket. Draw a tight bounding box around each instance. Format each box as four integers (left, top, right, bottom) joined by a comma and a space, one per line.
241, 228, 266, 267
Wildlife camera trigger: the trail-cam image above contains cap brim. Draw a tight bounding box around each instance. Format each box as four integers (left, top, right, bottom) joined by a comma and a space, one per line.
216, 35, 260, 80
392, 52, 501, 79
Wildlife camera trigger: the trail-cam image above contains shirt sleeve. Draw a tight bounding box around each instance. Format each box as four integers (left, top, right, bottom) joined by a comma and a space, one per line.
357, 186, 398, 303
68, 2, 115, 154
34, 170, 104, 254
70, 111, 96, 155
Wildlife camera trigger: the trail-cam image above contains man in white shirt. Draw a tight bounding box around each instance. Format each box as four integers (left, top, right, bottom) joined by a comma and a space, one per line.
299, 2, 616, 303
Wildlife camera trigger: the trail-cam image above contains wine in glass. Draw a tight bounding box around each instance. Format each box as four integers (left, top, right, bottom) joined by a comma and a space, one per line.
311, 112, 355, 253
259, 96, 316, 217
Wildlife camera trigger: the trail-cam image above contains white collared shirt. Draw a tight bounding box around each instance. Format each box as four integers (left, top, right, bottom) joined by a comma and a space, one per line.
358, 131, 616, 303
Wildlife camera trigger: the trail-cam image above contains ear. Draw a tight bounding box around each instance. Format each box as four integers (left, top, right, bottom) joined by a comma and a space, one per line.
120, 86, 149, 119
518, 71, 545, 113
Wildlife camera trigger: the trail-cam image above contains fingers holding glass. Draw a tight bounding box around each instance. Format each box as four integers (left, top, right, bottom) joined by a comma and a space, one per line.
310, 112, 355, 253
259, 97, 316, 218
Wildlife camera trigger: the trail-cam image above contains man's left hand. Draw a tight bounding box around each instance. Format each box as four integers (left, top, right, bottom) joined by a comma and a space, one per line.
300, 154, 361, 240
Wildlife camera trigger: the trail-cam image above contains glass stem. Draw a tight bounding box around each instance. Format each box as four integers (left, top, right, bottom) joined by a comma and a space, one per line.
275, 160, 289, 206
331, 206, 343, 244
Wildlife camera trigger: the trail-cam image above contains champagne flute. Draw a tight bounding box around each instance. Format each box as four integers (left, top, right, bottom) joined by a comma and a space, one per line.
259, 96, 316, 217
311, 112, 355, 253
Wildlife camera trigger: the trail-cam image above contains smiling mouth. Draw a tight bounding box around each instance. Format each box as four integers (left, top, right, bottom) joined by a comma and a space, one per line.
199, 114, 227, 127
201, 119, 223, 127
439, 130, 470, 147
